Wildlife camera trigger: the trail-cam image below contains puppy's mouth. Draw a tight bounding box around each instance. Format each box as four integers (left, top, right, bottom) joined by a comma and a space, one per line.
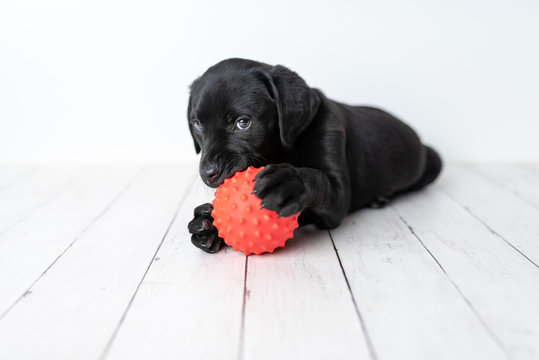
203, 175, 225, 188
202, 165, 250, 188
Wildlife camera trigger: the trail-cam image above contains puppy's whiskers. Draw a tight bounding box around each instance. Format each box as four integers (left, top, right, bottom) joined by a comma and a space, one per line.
242, 152, 268, 167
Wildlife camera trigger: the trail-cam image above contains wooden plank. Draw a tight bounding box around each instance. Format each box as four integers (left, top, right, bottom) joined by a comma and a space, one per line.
0, 167, 78, 235
241, 227, 372, 360
0, 166, 33, 190
0, 165, 189, 360
0, 166, 140, 317
472, 163, 539, 209
392, 187, 539, 359
330, 206, 507, 360
438, 164, 539, 266
105, 178, 246, 360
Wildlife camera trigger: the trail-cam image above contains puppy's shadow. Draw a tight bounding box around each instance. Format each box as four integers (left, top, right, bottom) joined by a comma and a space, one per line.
265, 208, 382, 256
265, 224, 329, 256
240, 187, 440, 257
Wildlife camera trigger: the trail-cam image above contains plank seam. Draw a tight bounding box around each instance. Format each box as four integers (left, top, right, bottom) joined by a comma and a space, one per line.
0, 169, 145, 321
437, 187, 539, 270
328, 230, 378, 360
394, 209, 511, 358
99, 182, 191, 360
0, 178, 78, 238
468, 165, 539, 212
237, 255, 249, 360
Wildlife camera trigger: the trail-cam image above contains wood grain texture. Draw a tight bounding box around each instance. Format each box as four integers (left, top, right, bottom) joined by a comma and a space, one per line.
105, 178, 246, 360
0, 166, 189, 360
0, 167, 79, 235
393, 187, 539, 359
0, 163, 537, 360
0, 166, 140, 317
472, 163, 539, 209
330, 206, 507, 360
438, 164, 539, 266
241, 226, 372, 360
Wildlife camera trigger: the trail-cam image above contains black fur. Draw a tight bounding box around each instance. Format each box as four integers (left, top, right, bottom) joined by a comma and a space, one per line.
187, 58, 442, 253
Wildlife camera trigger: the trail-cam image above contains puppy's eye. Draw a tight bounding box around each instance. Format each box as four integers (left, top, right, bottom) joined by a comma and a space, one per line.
193, 119, 203, 132
235, 118, 251, 131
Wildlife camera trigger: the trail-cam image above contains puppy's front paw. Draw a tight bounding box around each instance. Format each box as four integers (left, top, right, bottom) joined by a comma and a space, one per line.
253, 164, 308, 217
188, 203, 224, 253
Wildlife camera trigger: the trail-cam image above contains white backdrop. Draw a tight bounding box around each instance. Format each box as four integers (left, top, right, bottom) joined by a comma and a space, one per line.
1, 0, 538, 164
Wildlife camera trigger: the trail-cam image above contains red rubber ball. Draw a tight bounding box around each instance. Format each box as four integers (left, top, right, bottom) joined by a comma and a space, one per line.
211, 166, 299, 255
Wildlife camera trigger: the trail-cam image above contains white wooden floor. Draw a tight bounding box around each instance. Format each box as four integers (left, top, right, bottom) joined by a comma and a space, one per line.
0, 164, 538, 360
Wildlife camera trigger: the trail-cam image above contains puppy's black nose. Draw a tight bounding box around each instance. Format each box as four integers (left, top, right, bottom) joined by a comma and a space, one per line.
204, 164, 219, 183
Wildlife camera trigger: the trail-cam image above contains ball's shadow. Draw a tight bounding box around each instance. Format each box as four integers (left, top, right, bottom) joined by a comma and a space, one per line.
261, 224, 327, 256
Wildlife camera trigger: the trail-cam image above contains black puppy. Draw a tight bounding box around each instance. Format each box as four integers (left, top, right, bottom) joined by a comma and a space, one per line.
187, 58, 442, 253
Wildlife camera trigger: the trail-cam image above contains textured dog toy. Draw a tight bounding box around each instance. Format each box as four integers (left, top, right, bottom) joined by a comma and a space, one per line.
211, 166, 300, 255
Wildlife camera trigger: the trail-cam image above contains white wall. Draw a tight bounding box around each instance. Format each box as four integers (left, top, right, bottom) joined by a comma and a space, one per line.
1, 0, 538, 163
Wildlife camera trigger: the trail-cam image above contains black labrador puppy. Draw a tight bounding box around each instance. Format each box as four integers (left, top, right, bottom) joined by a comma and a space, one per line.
187, 58, 442, 253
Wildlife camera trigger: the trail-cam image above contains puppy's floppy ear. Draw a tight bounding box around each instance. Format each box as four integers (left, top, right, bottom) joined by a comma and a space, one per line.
266, 65, 320, 149
187, 94, 201, 154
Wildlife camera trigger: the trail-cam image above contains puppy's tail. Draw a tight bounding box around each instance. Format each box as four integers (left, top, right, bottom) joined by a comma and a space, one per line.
406, 146, 443, 192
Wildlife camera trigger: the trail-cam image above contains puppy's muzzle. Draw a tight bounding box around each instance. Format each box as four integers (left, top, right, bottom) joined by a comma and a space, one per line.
202, 163, 220, 185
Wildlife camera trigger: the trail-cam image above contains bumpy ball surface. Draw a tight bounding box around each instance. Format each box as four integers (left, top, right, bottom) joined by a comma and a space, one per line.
211, 166, 299, 255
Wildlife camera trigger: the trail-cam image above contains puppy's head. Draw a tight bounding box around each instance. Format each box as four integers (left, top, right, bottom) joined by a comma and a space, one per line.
188, 58, 320, 187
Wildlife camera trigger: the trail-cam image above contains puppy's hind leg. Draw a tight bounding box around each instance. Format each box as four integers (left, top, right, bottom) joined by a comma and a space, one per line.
405, 146, 443, 192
